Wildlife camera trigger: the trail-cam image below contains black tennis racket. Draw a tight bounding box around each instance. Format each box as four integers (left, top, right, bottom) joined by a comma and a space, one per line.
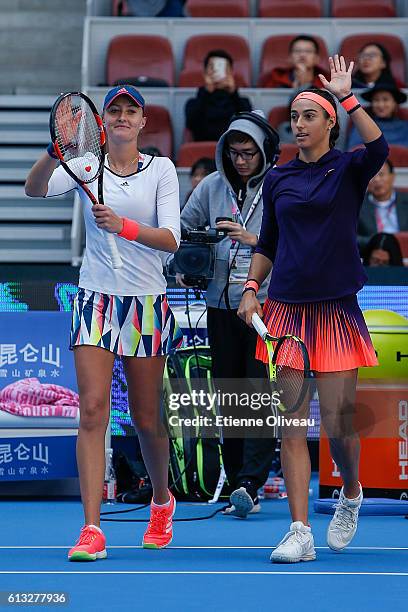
49, 91, 123, 269
252, 313, 310, 414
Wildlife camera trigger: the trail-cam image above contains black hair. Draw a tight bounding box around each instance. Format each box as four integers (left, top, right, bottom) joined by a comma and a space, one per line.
139, 146, 162, 156
289, 35, 320, 54
291, 88, 340, 148
204, 49, 233, 69
353, 42, 396, 87
225, 130, 256, 146
190, 157, 216, 177
363, 232, 403, 266
384, 158, 394, 173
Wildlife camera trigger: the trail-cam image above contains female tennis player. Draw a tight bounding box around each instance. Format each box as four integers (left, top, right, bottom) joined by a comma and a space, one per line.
25, 85, 183, 561
238, 55, 389, 563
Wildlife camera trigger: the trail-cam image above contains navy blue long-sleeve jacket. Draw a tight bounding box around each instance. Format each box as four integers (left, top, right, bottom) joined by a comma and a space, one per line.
255, 135, 389, 303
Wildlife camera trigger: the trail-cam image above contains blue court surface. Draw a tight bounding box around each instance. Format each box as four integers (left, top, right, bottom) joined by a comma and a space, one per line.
0, 477, 407, 612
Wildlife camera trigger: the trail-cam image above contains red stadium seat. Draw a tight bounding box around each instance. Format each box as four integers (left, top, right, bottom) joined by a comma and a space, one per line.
276, 144, 298, 165
258, 34, 329, 87
259, 0, 322, 17
139, 105, 173, 159
395, 232, 408, 259
339, 34, 406, 87
176, 142, 217, 167
185, 0, 250, 17
332, 0, 395, 17
178, 34, 251, 87
387, 145, 408, 167
268, 105, 290, 130
106, 35, 175, 87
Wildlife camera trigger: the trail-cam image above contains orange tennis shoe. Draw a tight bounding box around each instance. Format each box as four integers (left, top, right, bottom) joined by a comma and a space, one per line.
68, 525, 107, 561
142, 490, 176, 549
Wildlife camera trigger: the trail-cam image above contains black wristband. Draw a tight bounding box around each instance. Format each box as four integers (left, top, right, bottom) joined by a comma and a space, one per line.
348, 104, 361, 115
242, 287, 257, 296
339, 92, 353, 103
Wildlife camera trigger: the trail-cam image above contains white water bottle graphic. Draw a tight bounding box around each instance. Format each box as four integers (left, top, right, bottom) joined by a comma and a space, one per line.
332, 460, 340, 478
103, 448, 117, 504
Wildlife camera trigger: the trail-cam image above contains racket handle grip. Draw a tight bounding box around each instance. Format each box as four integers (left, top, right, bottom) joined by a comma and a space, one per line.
105, 232, 123, 269
252, 312, 269, 341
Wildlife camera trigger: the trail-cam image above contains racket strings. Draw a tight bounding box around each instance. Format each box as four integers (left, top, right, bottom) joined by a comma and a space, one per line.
54, 94, 103, 182
274, 338, 306, 411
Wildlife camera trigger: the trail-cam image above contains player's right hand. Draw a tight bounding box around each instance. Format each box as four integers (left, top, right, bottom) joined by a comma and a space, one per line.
237, 291, 263, 327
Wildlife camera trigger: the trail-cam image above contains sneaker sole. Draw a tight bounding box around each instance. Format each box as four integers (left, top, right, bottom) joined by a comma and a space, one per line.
228, 489, 256, 519
271, 553, 316, 563
68, 549, 107, 562
142, 536, 173, 550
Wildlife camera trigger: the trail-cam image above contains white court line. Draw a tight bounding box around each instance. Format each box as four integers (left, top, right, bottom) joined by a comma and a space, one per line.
0, 546, 407, 550
0, 571, 407, 576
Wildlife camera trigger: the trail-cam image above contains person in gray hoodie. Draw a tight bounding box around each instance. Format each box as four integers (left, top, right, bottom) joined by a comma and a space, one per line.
178, 111, 280, 517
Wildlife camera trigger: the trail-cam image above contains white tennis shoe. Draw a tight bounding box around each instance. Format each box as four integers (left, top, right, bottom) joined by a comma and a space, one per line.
327, 483, 363, 551
270, 521, 316, 563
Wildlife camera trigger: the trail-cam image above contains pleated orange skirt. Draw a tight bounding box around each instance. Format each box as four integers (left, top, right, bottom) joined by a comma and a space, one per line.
255, 295, 378, 373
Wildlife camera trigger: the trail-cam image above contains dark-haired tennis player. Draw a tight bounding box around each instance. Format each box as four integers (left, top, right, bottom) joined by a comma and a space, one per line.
238, 56, 388, 563
25, 85, 183, 560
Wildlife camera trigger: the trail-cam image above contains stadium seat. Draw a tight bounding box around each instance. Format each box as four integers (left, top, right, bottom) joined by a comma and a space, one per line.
276, 144, 298, 165
176, 142, 217, 166
178, 34, 251, 87
185, 0, 250, 17
387, 145, 408, 167
268, 105, 290, 130
139, 105, 173, 159
332, 0, 396, 18
258, 0, 322, 17
395, 231, 408, 259
339, 34, 406, 87
258, 34, 329, 87
106, 35, 175, 87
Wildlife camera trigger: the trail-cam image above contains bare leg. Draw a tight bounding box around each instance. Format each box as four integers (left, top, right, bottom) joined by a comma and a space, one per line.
279, 372, 311, 525
317, 369, 360, 499
74, 346, 115, 526
123, 355, 169, 505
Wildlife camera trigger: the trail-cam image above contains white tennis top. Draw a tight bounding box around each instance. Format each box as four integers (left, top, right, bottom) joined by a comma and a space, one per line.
46, 155, 180, 296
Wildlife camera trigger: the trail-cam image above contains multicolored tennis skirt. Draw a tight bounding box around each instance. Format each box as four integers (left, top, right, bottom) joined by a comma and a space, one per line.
70, 289, 183, 357
255, 295, 378, 372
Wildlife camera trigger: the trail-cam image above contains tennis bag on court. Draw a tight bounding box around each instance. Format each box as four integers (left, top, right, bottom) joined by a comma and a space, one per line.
163, 346, 229, 501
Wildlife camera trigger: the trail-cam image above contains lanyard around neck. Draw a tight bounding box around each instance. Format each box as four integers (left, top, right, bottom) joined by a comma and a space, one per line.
229, 184, 263, 229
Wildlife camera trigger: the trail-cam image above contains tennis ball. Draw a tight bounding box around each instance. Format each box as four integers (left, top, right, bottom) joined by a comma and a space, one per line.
359, 309, 408, 379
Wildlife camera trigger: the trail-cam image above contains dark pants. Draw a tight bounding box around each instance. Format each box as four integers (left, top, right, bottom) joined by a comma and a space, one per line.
206, 306, 277, 492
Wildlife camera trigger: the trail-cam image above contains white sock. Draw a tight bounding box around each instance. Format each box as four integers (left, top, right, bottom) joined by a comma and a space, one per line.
152, 496, 171, 508
88, 524, 102, 532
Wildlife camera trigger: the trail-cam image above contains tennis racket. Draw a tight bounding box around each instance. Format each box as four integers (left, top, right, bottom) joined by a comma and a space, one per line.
252, 312, 310, 414
49, 91, 123, 269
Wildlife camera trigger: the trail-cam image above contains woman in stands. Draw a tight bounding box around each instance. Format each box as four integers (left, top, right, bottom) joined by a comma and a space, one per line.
351, 42, 402, 89
25, 85, 183, 561
363, 232, 404, 267
347, 83, 408, 149
238, 55, 388, 563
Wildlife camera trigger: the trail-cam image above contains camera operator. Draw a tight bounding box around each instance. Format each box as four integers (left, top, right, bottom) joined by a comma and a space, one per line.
177, 112, 280, 518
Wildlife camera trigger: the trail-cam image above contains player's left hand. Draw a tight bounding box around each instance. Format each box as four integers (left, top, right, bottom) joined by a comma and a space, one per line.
319, 55, 354, 100
216, 221, 256, 246
92, 203, 123, 233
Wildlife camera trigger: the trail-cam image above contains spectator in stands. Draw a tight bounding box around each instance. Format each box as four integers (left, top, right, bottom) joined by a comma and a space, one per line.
178, 111, 280, 518
358, 158, 408, 250
363, 232, 404, 266
119, 0, 185, 16
260, 35, 328, 89
347, 84, 408, 149
185, 50, 252, 141
351, 42, 401, 89
183, 157, 216, 205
